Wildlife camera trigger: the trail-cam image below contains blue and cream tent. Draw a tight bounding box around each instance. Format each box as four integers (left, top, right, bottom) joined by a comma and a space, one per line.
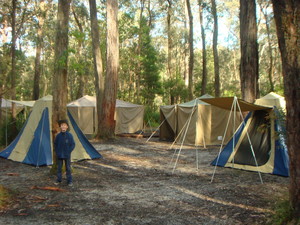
203, 97, 289, 177
0, 95, 102, 166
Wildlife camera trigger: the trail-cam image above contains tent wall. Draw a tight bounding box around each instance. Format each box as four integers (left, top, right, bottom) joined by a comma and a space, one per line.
211, 109, 289, 176
176, 104, 240, 146
68, 107, 96, 135
0, 95, 101, 166
159, 105, 177, 141
115, 106, 144, 134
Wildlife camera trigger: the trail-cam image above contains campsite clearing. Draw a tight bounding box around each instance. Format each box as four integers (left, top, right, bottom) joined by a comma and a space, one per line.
0, 137, 288, 225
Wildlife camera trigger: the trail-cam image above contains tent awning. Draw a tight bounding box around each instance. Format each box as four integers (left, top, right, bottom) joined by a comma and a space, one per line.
8, 100, 35, 107
200, 97, 272, 111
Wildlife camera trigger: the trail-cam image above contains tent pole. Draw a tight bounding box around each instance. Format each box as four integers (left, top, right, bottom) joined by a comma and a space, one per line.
235, 102, 263, 184
172, 102, 197, 173
211, 97, 236, 182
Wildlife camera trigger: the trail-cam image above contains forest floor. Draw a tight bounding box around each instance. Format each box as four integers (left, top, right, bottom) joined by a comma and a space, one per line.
0, 137, 289, 225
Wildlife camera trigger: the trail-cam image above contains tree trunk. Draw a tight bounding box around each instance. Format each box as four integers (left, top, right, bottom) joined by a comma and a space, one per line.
136, 0, 145, 104
258, 1, 274, 93
89, 0, 104, 138
98, 0, 119, 138
211, 0, 220, 97
33, 0, 46, 100
240, 0, 259, 103
198, 0, 207, 96
52, 0, 71, 135
10, 0, 17, 135
272, 0, 300, 222
186, 0, 194, 100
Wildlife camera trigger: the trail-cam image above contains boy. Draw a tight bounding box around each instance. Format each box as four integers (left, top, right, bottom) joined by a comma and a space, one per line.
54, 119, 75, 186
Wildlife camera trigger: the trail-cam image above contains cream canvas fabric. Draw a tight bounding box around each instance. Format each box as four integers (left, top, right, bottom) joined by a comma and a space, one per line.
67, 95, 144, 135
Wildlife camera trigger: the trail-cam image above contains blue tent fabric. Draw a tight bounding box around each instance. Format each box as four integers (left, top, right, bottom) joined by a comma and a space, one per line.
0, 95, 102, 166
22, 108, 52, 166
211, 112, 252, 167
68, 111, 102, 160
273, 109, 289, 176
211, 108, 289, 177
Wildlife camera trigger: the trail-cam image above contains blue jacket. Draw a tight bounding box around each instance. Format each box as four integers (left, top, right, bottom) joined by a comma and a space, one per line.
54, 131, 75, 159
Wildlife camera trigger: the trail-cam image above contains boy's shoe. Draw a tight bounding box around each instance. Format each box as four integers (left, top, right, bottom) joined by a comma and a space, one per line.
54, 181, 61, 185
67, 182, 73, 187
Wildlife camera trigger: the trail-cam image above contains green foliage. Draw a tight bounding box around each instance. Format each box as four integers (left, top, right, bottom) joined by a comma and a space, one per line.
0, 111, 26, 147
267, 197, 293, 225
144, 106, 160, 128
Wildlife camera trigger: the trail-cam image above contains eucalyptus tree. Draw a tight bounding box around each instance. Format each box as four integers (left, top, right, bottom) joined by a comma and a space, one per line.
211, 0, 219, 97
89, 0, 104, 138
33, 0, 46, 100
185, 0, 194, 100
272, 0, 300, 222
52, 0, 71, 135
198, 0, 207, 96
240, 0, 259, 102
98, 0, 119, 138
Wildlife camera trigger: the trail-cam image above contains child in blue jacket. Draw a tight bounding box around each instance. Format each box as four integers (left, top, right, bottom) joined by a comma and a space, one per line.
54, 119, 75, 186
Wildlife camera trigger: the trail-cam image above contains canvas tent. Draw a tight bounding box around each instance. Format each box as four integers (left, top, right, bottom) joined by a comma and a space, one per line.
203, 97, 289, 177
255, 92, 286, 110
0, 95, 102, 166
67, 95, 144, 135
159, 94, 242, 146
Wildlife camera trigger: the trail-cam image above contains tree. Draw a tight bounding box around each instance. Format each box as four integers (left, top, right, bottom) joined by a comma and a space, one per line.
186, 0, 194, 100
33, 0, 46, 100
52, 0, 71, 136
211, 0, 220, 97
240, 0, 259, 102
98, 0, 119, 138
88, 0, 104, 139
198, 0, 207, 96
271, 0, 300, 222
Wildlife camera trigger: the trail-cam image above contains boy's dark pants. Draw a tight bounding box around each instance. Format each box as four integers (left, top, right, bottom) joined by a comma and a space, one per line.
57, 158, 72, 184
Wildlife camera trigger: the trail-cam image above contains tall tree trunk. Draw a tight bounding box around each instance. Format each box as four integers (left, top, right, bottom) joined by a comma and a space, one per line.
186, 0, 194, 100
10, 0, 17, 135
99, 0, 119, 138
240, 0, 259, 103
89, 0, 104, 138
272, 0, 300, 222
258, 1, 274, 93
52, 0, 71, 135
198, 0, 207, 96
167, 0, 175, 104
211, 0, 220, 97
136, 0, 145, 104
72, 5, 86, 99
33, 0, 46, 100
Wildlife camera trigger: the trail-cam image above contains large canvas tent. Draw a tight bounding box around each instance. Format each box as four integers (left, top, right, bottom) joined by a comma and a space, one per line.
255, 92, 286, 110
159, 94, 241, 146
0, 95, 102, 166
67, 95, 144, 135
204, 97, 289, 177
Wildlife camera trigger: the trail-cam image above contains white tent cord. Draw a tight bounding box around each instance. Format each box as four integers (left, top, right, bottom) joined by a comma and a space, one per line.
146, 107, 176, 143
211, 97, 236, 182
172, 102, 198, 173
236, 100, 263, 184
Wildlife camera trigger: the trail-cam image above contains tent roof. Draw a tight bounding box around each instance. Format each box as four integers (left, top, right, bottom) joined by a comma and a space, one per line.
178, 94, 214, 107
67, 95, 143, 108
259, 92, 284, 100
68, 95, 96, 107
1, 98, 27, 108
8, 100, 36, 107
200, 97, 272, 111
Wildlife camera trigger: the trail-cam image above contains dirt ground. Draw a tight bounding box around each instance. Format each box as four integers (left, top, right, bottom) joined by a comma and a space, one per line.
0, 137, 289, 225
